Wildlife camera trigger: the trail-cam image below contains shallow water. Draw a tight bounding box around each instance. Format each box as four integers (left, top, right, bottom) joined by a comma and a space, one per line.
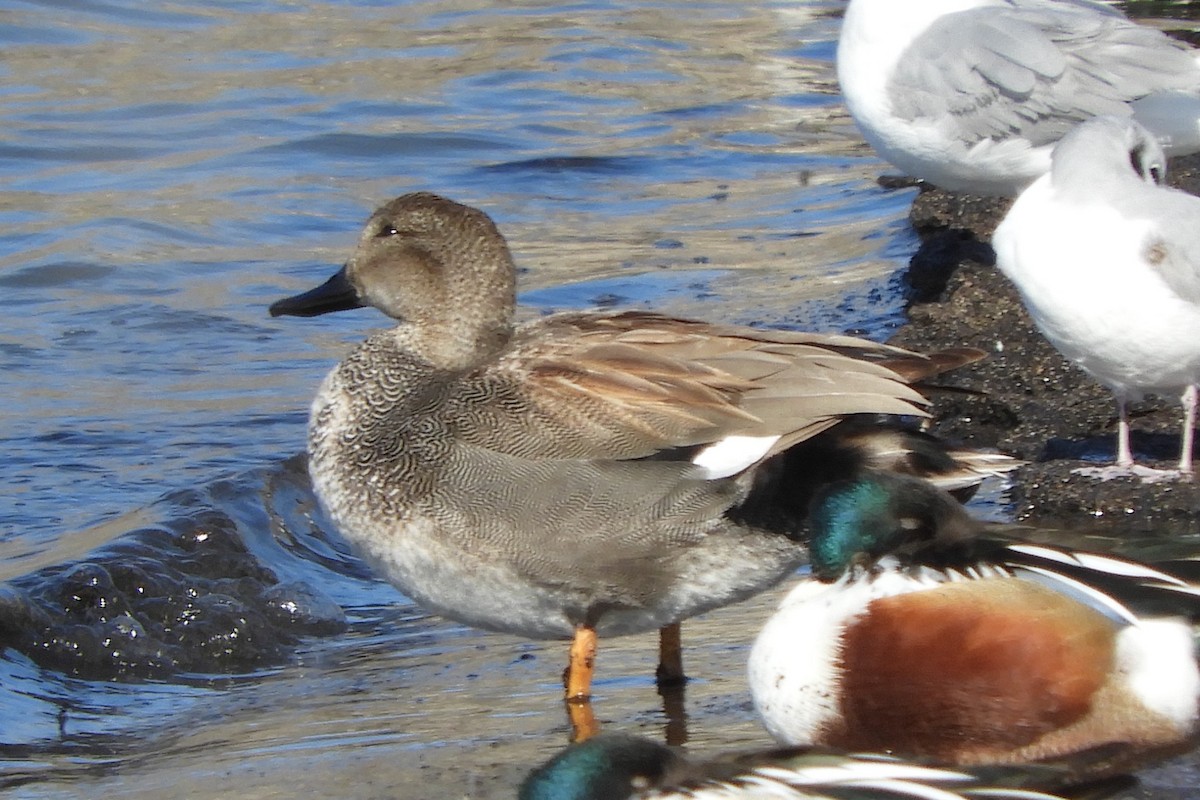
2, 1, 1199, 798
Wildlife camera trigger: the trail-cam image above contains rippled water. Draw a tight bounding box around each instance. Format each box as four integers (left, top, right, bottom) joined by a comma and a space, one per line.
3, 2, 1199, 798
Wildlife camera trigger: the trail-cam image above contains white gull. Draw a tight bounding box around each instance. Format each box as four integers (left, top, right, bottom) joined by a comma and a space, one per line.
993, 115, 1200, 478
838, 0, 1200, 196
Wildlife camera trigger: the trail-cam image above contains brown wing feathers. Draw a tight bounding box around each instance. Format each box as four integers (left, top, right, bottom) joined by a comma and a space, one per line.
504, 311, 947, 463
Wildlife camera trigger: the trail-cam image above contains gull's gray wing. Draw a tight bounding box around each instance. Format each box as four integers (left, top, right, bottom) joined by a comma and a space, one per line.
888, 0, 1199, 146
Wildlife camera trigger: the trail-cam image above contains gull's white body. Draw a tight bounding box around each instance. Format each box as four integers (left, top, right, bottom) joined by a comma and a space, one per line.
838, 0, 1200, 195
994, 116, 1200, 471
996, 179, 1200, 397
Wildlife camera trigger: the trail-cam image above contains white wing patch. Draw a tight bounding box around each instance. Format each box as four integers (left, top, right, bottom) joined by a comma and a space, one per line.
692, 434, 781, 479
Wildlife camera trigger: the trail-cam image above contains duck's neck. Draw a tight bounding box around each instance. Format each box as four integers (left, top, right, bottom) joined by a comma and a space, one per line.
409, 248, 517, 370
400, 314, 514, 372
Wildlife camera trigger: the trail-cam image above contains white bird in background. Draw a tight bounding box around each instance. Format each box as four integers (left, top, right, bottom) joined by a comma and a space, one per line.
993, 115, 1200, 479
838, 0, 1200, 196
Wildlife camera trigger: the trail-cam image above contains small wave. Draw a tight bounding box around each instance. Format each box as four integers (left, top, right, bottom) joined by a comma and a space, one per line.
0, 455, 379, 681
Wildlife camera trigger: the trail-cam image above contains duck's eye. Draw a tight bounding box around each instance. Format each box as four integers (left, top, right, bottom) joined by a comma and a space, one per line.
375, 224, 400, 239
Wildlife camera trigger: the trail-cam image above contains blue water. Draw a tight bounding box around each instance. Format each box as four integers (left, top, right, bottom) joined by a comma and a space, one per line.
2, 2, 1196, 798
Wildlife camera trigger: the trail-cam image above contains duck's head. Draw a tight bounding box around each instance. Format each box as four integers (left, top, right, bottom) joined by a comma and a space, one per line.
270, 192, 518, 365
807, 473, 981, 581
518, 734, 685, 800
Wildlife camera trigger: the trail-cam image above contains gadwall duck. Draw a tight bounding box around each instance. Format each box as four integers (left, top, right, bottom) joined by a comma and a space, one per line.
270, 193, 1008, 722
750, 473, 1200, 770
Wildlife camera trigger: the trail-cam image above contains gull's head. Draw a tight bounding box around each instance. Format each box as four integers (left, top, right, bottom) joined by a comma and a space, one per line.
1051, 116, 1167, 192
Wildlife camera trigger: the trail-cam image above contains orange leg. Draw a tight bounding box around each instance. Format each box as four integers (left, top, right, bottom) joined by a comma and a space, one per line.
564, 697, 600, 742
655, 622, 686, 686
565, 624, 598, 702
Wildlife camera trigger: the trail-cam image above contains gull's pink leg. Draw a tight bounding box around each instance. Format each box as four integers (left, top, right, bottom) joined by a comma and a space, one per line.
1180, 385, 1197, 475
1115, 396, 1134, 468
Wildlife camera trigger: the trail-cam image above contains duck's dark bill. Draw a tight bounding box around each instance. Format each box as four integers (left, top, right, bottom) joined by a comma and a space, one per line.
269, 266, 364, 318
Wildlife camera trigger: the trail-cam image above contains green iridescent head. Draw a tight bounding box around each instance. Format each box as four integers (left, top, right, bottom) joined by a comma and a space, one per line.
807, 473, 979, 580
518, 734, 684, 800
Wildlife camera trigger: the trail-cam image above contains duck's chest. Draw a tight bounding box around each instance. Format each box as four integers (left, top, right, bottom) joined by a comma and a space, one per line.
307, 343, 453, 520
